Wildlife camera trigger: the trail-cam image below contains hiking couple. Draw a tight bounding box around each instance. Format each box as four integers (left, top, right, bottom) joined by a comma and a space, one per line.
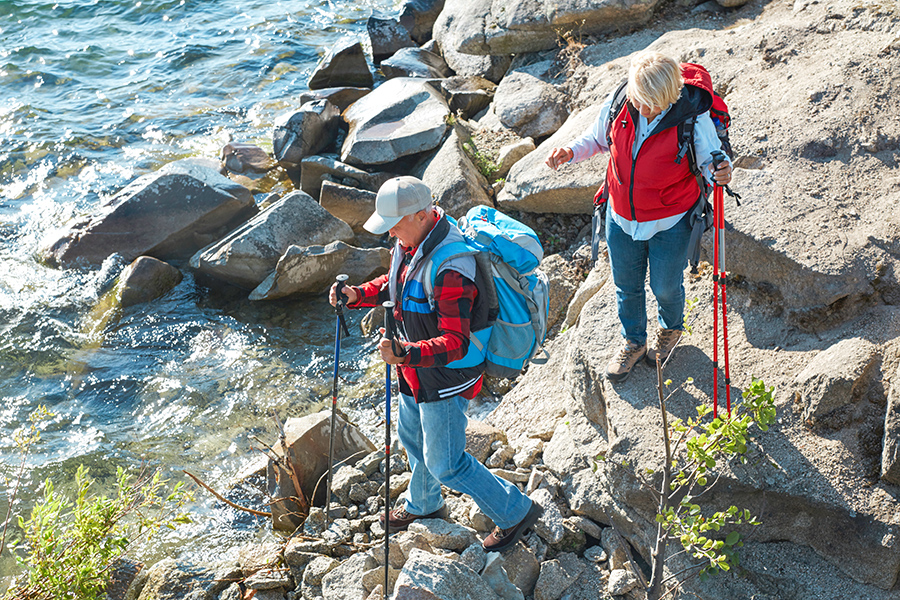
328, 49, 732, 554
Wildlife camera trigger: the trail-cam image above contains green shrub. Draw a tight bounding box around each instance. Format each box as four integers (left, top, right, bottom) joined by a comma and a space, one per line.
1, 408, 193, 600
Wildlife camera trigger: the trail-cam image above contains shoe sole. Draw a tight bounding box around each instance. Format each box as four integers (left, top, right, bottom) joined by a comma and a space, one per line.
482, 501, 544, 554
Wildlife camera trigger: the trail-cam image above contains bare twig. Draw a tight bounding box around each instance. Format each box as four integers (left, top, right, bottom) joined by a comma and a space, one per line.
182, 470, 271, 517
1, 452, 28, 556
649, 356, 673, 600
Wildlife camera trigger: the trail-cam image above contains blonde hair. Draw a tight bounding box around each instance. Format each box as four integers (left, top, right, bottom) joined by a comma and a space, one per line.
626, 51, 683, 112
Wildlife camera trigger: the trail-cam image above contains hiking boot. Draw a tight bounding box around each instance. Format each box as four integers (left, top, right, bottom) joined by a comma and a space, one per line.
482, 501, 543, 554
646, 328, 683, 367
606, 340, 647, 382
379, 504, 449, 531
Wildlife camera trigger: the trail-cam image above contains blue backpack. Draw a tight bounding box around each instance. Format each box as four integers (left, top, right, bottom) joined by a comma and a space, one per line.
424, 206, 550, 379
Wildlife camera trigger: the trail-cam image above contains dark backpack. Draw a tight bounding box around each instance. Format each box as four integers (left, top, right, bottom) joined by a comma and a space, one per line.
590, 63, 739, 271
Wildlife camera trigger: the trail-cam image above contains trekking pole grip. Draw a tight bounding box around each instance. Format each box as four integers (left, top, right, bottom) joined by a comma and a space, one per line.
382, 301, 407, 358
710, 149, 727, 187
335, 274, 350, 338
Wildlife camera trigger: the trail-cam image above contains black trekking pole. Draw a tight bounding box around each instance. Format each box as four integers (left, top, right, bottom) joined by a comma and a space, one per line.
382, 300, 406, 599
326, 274, 351, 527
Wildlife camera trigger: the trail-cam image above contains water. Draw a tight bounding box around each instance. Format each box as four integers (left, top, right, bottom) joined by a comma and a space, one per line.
0, 0, 399, 578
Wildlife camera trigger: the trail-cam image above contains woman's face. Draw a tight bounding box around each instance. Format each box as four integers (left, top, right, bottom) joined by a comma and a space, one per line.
632, 99, 663, 121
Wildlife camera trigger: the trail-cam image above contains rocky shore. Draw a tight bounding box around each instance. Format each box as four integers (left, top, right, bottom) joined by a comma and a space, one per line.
42, 0, 900, 598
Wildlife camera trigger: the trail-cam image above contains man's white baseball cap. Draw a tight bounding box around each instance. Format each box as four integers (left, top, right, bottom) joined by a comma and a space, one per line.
363, 176, 433, 235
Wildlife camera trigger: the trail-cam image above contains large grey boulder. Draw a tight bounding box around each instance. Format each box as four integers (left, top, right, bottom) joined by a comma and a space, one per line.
367, 16, 416, 63
266, 409, 376, 532
493, 61, 569, 140
437, 38, 512, 83
299, 155, 395, 201
432, 0, 660, 56
394, 548, 502, 599
318, 181, 377, 234
298, 87, 371, 113
497, 104, 606, 214
793, 338, 879, 425
341, 78, 451, 166
272, 100, 341, 171
381, 47, 453, 80
114, 256, 182, 309
190, 191, 353, 290
44, 161, 257, 268
413, 126, 494, 218
399, 0, 445, 44
882, 363, 900, 484
249, 241, 390, 300
308, 38, 373, 90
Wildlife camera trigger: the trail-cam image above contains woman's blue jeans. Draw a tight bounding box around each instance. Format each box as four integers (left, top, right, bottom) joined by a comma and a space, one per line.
605, 213, 692, 346
397, 392, 532, 529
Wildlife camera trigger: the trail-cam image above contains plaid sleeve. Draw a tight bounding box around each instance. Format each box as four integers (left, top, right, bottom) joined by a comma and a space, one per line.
348, 273, 390, 309
403, 270, 475, 369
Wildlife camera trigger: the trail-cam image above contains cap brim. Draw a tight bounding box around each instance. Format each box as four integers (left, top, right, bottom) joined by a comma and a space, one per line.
363, 212, 402, 235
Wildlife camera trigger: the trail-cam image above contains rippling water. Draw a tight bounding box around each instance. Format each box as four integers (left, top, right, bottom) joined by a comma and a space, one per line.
0, 0, 398, 576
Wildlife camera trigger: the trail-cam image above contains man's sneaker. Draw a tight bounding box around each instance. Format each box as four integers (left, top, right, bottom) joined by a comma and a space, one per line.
379, 504, 448, 531
606, 340, 647, 382
482, 501, 543, 554
646, 328, 683, 367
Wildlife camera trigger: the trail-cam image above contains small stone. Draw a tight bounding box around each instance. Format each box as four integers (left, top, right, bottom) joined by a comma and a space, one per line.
513, 439, 543, 469
482, 553, 525, 600
459, 543, 487, 574
584, 545, 608, 563
407, 519, 477, 552
566, 516, 602, 540
491, 468, 530, 483
487, 443, 515, 468
244, 568, 292, 590
607, 568, 639, 595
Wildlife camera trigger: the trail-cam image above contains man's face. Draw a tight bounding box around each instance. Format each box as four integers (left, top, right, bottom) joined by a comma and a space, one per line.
389, 211, 425, 248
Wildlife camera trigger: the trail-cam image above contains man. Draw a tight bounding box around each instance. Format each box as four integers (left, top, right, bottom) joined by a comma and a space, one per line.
329, 176, 541, 553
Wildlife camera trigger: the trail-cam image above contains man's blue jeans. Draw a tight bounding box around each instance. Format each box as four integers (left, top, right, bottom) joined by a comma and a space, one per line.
605, 213, 692, 346
397, 392, 532, 529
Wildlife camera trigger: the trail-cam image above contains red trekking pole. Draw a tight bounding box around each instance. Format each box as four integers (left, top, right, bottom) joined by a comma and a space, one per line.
710, 150, 732, 419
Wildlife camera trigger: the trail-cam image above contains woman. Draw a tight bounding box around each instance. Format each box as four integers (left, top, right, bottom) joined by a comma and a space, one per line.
547, 50, 733, 382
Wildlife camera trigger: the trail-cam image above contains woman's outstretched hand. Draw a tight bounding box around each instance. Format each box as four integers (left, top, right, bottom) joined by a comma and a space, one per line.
545, 147, 574, 171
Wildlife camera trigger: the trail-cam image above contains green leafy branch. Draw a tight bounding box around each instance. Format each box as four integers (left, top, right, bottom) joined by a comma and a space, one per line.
593, 367, 776, 600
6, 464, 193, 600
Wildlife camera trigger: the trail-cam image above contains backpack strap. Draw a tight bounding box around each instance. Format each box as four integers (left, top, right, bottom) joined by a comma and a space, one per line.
423, 241, 478, 310
605, 79, 630, 151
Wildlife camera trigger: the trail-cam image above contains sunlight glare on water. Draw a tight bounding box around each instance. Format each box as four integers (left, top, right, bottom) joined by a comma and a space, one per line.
0, 0, 395, 574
